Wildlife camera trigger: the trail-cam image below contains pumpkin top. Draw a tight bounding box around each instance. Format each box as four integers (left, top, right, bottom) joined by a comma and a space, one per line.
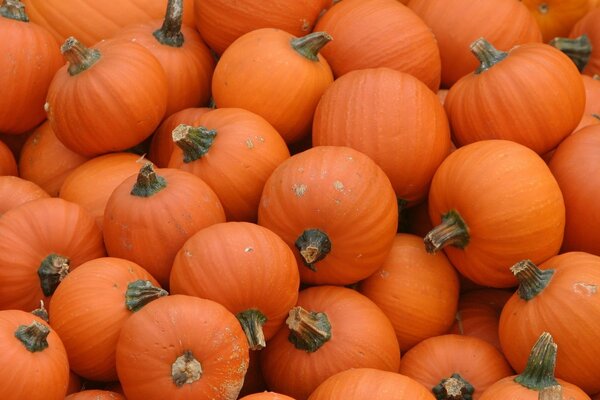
514, 332, 558, 390
0, 0, 28, 22
290, 31, 332, 61
61, 37, 101, 76
470, 38, 508, 74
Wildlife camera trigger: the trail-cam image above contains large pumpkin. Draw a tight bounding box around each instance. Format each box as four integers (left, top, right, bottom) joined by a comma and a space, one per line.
0, 175, 49, 215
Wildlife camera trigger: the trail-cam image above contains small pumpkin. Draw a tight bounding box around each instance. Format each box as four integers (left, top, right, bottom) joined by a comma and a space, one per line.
0, 138, 18, 176
0, 175, 49, 215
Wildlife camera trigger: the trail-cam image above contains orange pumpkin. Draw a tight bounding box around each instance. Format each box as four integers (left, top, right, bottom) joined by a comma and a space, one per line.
425, 140, 565, 288
522, 0, 596, 42
0, 175, 49, 215
570, 7, 600, 76
582, 74, 600, 115
239, 392, 296, 400
65, 390, 125, 400
0, 139, 18, 176
258, 146, 398, 285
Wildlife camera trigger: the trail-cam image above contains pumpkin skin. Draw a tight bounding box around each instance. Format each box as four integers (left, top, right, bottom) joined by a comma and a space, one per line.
0, 197, 106, 311
308, 368, 434, 400
358, 234, 460, 352
570, 7, 600, 76
46, 37, 168, 157
257, 145, 398, 286
212, 28, 333, 144
522, 0, 595, 43
399, 334, 513, 400
0, 310, 70, 400
18, 121, 90, 196
499, 252, 600, 394
425, 140, 565, 288
260, 285, 401, 400
65, 390, 125, 400
548, 125, 600, 255
408, 0, 542, 88
0, 175, 49, 215
195, 0, 329, 55
582, 75, 600, 117
49, 257, 164, 382
0, 1, 63, 135
170, 222, 300, 350
312, 67, 451, 206
0, 139, 18, 176
115, 294, 250, 400
314, 0, 441, 91
444, 39, 585, 155
21, 0, 195, 47
480, 378, 590, 400
167, 108, 291, 222
239, 393, 296, 400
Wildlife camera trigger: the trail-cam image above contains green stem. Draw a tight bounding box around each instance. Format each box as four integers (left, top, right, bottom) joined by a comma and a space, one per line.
61, 37, 101, 76
0, 0, 28, 21
514, 332, 559, 390
511, 260, 554, 301
31, 300, 49, 322
424, 210, 470, 253
15, 321, 50, 352
37, 254, 70, 297
125, 280, 168, 312
294, 228, 332, 271
432, 373, 474, 400
171, 350, 202, 387
291, 31, 332, 61
130, 163, 167, 197
549, 35, 592, 72
153, 0, 184, 47
470, 37, 508, 74
236, 309, 268, 351
172, 124, 217, 163
286, 306, 332, 353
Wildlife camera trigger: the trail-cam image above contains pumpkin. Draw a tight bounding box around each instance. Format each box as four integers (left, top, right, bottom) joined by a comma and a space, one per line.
314, 0, 441, 91
21, 0, 195, 47
548, 125, 600, 255
444, 38, 585, 155
499, 253, 600, 394
112, 0, 215, 117
0, 0, 63, 135
45, 36, 168, 157
399, 334, 513, 399
212, 28, 333, 144
170, 222, 300, 350
312, 67, 451, 206
18, 121, 89, 196
358, 233, 460, 351
239, 393, 296, 400
260, 285, 400, 400
167, 108, 291, 222
522, 0, 596, 43
480, 332, 590, 399
65, 390, 125, 400
0, 175, 49, 215
115, 294, 250, 400
425, 140, 565, 288
59, 152, 147, 228
0, 139, 18, 176
0, 197, 105, 311
408, 0, 542, 88
195, 0, 329, 55
582, 74, 600, 115
49, 257, 166, 382
103, 163, 225, 288
569, 7, 600, 76
0, 310, 70, 400
257, 146, 398, 286
308, 368, 435, 400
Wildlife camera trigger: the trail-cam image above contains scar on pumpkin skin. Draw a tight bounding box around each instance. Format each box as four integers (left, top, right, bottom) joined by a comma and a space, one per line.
573, 282, 598, 295
293, 183, 307, 197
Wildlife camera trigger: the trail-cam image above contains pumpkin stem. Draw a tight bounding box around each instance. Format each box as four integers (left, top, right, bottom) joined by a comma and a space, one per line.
514, 332, 559, 390
291, 31, 333, 61
549, 34, 592, 73
153, 0, 184, 47
31, 300, 49, 322
593, 114, 600, 121
286, 306, 332, 353
172, 124, 218, 163
15, 321, 50, 352
130, 163, 167, 197
37, 253, 70, 297
470, 37, 508, 74
424, 210, 470, 254
511, 260, 554, 301
61, 37, 101, 76
294, 228, 332, 271
171, 350, 202, 387
0, 0, 29, 22
432, 373, 475, 400
125, 280, 168, 312
236, 309, 268, 351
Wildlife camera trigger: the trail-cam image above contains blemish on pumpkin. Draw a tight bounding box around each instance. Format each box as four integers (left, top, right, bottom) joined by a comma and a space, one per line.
43, 102, 50, 113
244, 247, 254, 253
293, 183, 307, 197
184, 249, 193, 258
245, 138, 254, 149
574, 282, 598, 295
301, 19, 310, 31
333, 180, 344, 192
378, 269, 390, 279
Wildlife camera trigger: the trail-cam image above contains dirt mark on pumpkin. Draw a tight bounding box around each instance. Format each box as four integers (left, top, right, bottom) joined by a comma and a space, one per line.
573, 282, 598, 296
293, 183, 307, 197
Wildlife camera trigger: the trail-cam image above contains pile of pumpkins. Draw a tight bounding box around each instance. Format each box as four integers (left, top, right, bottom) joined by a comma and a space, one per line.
1, 0, 600, 399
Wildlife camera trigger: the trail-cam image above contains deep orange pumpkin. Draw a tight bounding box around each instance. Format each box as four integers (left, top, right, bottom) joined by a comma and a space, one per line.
0, 310, 70, 400
257, 146, 398, 286
570, 7, 600, 76
116, 294, 250, 400
49, 257, 165, 382
522, 0, 596, 42
582, 74, 600, 115
0, 175, 49, 215
425, 140, 565, 288
239, 392, 296, 400
312, 67, 451, 206
0, 139, 18, 176
65, 390, 125, 400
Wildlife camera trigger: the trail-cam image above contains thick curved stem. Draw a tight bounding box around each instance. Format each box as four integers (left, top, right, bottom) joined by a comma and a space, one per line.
291, 31, 332, 61
549, 35, 592, 73
286, 306, 331, 353
511, 260, 554, 301
424, 210, 470, 253
514, 332, 559, 390
237, 309, 267, 351
172, 124, 217, 163
470, 37, 508, 74
153, 0, 184, 47
61, 37, 101, 76
125, 280, 168, 312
